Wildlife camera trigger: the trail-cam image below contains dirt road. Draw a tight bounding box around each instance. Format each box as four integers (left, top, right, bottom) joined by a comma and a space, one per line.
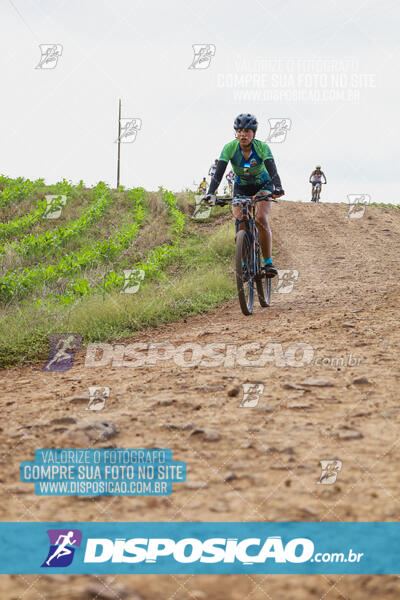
1, 201, 400, 599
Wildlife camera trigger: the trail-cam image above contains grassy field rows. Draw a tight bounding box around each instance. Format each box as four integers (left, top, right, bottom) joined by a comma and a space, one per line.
0, 179, 74, 241
0, 221, 234, 366
0, 175, 45, 209
0, 187, 147, 303
0, 184, 157, 275
0, 177, 234, 366
0, 179, 108, 256
0, 181, 113, 258
0, 178, 74, 222
0, 186, 189, 306
52, 188, 186, 305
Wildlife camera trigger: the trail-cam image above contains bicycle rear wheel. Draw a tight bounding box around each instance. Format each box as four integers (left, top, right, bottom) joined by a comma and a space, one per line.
235, 230, 254, 315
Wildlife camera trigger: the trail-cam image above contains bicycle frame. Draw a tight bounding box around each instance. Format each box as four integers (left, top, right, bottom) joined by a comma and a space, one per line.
217, 193, 277, 277
206, 192, 277, 314
312, 182, 324, 202
233, 197, 259, 277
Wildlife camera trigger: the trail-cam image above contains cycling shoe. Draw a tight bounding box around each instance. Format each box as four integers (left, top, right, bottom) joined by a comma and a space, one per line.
262, 263, 278, 278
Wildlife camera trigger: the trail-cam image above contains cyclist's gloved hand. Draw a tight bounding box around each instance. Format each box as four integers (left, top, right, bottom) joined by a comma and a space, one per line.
273, 187, 285, 197
202, 194, 216, 205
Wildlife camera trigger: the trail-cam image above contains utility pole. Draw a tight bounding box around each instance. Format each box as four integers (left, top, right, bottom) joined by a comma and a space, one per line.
116, 99, 121, 187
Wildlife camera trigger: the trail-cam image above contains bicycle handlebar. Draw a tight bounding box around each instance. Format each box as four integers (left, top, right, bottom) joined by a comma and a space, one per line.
214, 194, 279, 207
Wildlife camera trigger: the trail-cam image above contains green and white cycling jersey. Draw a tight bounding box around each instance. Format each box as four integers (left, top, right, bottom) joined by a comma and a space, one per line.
219, 139, 274, 186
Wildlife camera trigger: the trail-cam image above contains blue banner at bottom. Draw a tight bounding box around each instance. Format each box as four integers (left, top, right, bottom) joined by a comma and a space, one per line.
0, 522, 399, 574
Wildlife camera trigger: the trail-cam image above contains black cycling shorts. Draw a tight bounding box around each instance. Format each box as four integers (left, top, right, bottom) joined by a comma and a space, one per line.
233, 181, 274, 197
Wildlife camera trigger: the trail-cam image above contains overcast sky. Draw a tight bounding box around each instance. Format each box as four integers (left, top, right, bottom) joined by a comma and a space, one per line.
1, 0, 398, 204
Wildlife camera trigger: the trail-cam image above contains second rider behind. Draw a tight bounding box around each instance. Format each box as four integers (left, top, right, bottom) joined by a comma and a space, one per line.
203, 113, 284, 277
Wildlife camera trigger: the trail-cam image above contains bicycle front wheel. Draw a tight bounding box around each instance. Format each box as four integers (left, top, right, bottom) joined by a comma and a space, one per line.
256, 247, 271, 307
235, 230, 254, 315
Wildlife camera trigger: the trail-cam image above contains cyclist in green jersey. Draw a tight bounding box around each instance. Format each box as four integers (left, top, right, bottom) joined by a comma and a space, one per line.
203, 113, 284, 277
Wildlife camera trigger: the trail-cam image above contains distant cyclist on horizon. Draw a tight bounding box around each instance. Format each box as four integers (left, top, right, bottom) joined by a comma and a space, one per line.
208, 159, 218, 178
202, 113, 284, 277
226, 169, 234, 194
309, 165, 327, 201
198, 177, 208, 195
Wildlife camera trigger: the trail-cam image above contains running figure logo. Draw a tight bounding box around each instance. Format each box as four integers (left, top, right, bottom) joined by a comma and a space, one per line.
188, 44, 216, 69
35, 44, 63, 69
275, 269, 299, 294
266, 119, 291, 143
120, 268, 145, 294
87, 386, 110, 411
42, 334, 82, 372
192, 195, 212, 220
239, 383, 264, 407
41, 529, 82, 568
116, 118, 142, 143
346, 194, 371, 219
317, 460, 342, 485
44, 194, 67, 219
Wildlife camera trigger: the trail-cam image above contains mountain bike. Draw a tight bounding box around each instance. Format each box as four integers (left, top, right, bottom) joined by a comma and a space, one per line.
311, 182, 325, 202
207, 191, 278, 316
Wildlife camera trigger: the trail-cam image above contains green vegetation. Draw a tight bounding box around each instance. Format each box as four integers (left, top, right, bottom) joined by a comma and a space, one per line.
0, 186, 146, 303
0, 176, 236, 366
1, 182, 112, 258
0, 179, 74, 241
55, 187, 185, 305
0, 176, 45, 208
369, 202, 400, 209
0, 220, 235, 366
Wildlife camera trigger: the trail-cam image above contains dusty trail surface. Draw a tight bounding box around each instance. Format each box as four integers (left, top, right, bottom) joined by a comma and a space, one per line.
1, 201, 400, 599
